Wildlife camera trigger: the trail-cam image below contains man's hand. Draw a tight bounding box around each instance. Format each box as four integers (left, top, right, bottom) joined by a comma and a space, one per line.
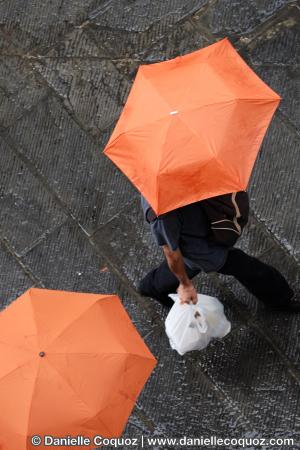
177, 281, 198, 305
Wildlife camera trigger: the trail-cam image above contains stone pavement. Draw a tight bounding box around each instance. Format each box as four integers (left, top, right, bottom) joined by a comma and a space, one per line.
0, 1, 299, 448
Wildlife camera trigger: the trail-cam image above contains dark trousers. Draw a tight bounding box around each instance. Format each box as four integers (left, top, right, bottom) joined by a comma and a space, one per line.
138, 248, 294, 308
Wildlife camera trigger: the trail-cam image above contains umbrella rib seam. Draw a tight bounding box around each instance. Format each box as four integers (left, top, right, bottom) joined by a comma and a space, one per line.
26, 361, 41, 441
39, 299, 109, 352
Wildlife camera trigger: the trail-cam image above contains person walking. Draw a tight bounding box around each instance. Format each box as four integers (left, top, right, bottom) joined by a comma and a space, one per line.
138, 195, 299, 312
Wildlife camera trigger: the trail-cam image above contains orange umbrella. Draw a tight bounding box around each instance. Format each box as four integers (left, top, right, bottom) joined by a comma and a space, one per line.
103, 37, 280, 215
0, 288, 156, 450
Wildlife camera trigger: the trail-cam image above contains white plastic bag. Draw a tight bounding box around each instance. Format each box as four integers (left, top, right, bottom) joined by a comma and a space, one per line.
165, 293, 231, 355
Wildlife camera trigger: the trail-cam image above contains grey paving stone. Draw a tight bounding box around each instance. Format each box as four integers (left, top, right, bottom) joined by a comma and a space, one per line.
0, 56, 48, 129
21, 218, 118, 292
40, 27, 108, 59
7, 95, 136, 233
0, 0, 107, 53
252, 65, 300, 132
250, 10, 300, 66
92, 198, 245, 330
93, 198, 162, 286
200, 0, 293, 37
0, 137, 66, 256
135, 326, 255, 438
143, 17, 209, 63
88, 7, 209, 66
196, 325, 300, 436
33, 30, 131, 135
247, 12, 300, 131
87, 24, 156, 63
89, 0, 208, 33
248, 114, 300, 261
0, 242, 33, 310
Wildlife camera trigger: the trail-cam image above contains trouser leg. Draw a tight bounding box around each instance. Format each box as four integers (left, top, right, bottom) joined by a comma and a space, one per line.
218, 248, 294, 308
138, 259, 200, 307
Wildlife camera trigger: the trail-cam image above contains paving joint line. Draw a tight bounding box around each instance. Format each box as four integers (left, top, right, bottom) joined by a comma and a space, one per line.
237, 2, 299, 51
0, 233, 43, 288
0, 128, 80, 222
16, 218, 70, 259
89, 197, 139, 238
22, 66, 122, 158
276, 108, 300, 140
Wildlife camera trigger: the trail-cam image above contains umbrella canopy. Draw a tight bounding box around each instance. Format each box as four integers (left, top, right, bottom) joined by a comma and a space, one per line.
103, 37, 280, 215
0, 288, 156, 450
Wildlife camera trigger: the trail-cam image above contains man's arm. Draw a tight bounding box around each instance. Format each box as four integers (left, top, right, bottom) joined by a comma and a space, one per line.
163, 245, 197, 304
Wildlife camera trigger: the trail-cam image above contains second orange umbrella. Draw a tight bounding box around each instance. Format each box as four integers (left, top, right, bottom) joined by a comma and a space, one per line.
0, 288, 156, 450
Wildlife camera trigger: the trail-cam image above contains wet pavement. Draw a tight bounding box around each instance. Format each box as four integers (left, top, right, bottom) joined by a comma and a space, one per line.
0, 1, 299, 449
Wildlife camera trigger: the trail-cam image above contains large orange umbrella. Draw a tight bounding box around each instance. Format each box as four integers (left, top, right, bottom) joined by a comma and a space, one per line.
103, 37, 280, 215
0, 288, 156, 450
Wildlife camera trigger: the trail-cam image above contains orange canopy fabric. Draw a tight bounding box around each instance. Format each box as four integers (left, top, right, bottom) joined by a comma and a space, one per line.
0, 288, 157, 450
103, 37, 280, 215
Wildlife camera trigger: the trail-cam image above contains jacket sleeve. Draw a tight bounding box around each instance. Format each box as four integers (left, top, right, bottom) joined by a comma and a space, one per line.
150, 212, 181, 251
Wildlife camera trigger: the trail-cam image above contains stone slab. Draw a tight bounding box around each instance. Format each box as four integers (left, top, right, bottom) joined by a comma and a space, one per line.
245, 7, 300, 132
252, 64, 300, 132
0, 0, 108, 53
0, 56, 48, 129
33, 28, 130, 137
88, 8, 209, 64
199, 0, 294, 37
196, 324, 300, 437
0, 242, 33, 309
6, 95, 136, 234
0, 136, 66, 256
21, 218, 118, 292
89, 0, 208, 33
249, 8, 300, 66
143, 16, 209, 63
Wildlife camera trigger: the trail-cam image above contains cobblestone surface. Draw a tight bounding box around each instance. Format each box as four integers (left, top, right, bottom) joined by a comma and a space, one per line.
0, 1, 299, 447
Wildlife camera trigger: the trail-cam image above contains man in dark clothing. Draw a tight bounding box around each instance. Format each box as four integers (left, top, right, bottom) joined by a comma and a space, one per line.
138, 196, 299, 312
